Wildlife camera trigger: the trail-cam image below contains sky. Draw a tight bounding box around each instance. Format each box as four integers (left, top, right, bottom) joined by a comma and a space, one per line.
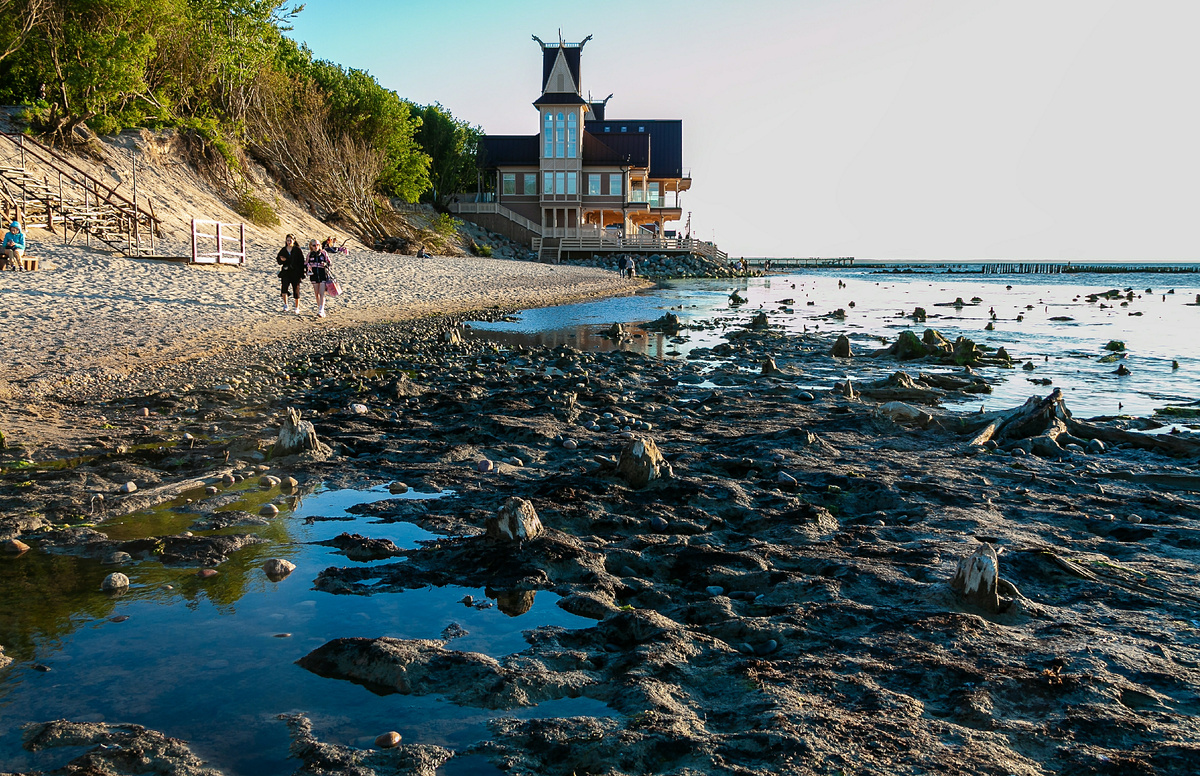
287, 0, 1200, 261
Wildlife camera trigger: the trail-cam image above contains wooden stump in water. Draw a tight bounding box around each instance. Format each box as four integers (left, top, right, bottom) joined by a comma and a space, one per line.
951, 543, 1001, 613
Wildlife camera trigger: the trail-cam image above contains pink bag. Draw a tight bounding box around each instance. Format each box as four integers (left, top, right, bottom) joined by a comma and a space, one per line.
325, 279, 340, 296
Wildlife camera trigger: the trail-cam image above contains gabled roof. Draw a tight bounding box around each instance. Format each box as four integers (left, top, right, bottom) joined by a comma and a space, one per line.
478, 135, 539, 168
542, 46, 582, 93
583, 132, 649, 168
585, 120, 684, 178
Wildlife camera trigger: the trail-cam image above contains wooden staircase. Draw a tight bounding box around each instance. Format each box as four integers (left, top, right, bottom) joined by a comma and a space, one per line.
0, 133, 162, 257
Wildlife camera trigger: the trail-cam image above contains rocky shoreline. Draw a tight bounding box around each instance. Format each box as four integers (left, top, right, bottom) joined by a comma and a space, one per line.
2, 306, 1199, 776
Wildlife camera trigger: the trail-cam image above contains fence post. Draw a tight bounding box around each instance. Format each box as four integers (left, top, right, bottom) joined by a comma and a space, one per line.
191, 218, 197, 264
216, 221, 223, 264
239, 222, 245, 264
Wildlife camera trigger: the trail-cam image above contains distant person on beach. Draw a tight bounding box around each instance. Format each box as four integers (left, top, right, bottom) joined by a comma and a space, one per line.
1, 221, 25, 271
618, 255, 631, 278
276, 233, 306, 313
306, 239, 333, 318
322, 236, 348, 255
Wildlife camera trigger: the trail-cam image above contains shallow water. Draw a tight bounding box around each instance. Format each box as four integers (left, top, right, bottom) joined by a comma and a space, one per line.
0, 485, 608, 775
467, 267, 1200, 419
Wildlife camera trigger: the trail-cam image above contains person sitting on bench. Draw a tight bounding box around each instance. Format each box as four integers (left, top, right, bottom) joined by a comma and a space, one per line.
1, 221, 25, 270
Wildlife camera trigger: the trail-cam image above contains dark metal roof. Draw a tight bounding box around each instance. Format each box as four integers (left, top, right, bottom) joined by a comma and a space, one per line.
533, 92, 589, 107
582, 132, 649, 168
478, 135, 539, 168
584, 120, 684, 178
542, 46, 582, 93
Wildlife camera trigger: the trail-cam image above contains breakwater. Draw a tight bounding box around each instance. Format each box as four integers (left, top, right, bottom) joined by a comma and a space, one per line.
979, 262, 1200, 275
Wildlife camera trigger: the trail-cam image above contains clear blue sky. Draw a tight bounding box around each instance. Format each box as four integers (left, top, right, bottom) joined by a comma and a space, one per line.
288, 0, 1200, 261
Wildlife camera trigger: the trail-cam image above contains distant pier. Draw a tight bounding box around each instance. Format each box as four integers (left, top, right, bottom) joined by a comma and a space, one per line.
979, 262, 1199, 275
746, 257, 854, 269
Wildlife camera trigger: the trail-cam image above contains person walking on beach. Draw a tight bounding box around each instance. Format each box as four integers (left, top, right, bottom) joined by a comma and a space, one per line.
1, 221, 25, 271
276, 233, 306, 313
306, 239, 333, 318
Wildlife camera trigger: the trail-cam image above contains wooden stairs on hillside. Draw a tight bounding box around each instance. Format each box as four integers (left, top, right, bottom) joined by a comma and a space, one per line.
538, 237, 560, 264
0, 132, 164, 258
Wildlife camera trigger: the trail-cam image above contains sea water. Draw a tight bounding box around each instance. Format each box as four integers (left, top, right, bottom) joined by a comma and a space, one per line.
467, 267, 1200, 421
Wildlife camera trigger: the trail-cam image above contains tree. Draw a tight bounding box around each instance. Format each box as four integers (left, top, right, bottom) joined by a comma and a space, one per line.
0, 0, 47, 64
414, 102, 480, 208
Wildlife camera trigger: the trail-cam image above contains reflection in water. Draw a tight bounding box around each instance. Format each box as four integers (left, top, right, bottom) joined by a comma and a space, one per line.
487, 587, 536, 617
0, 484, 606, 776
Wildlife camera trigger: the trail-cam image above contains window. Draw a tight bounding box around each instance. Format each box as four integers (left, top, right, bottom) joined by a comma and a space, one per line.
604, 126, 610, 133
567, 113, 577, 158
555, 112, 565, 158
543, 172, 553, 195
609, 173, 622, 197
588, 174, 601, 195
638, 126, 644, 133
566, 172, 577, 195
524, 173, 537, 195
502, 173, 516, 196
555, 172, 565, 195
648, 182, 660, 207
543, 113, 553, 158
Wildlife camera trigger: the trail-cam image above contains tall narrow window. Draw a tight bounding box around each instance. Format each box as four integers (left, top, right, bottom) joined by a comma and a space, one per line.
543, 113, 553, 158
555, 172, 565, 194
609, 173, 622, 197
588, 174, 600, 195
502, 173, 516, 195
566, 172, 577, 195
543, 172, 553, 195
524, 173, 537, 195
567, 113, 577, 158
555, 112, 565, 158
648, 182, 660, 207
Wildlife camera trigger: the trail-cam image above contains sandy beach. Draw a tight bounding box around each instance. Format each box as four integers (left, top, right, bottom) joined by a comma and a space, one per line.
0, 234, 642, 390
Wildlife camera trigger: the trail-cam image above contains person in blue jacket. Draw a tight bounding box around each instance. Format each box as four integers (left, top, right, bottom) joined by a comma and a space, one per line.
1, 221, 25, 270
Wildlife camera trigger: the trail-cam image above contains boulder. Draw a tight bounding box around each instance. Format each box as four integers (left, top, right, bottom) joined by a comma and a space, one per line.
952, 336, 979, 366
616, 437, 667, 489
889, 330, 927, 360
643, 313, 682, 334
0, 645, 10, 670
485, 497, 544, 542
922, 328, 953, 353
101, 572, 130, 593
950, 543, 1001, 613
760, 357, 777, 375
831, 334, 852, 358
273, 408, 331, 459
263, 558, 297, 580
2, 539, 29, 554
747, 311, 769, 330
374, 732, 402, 749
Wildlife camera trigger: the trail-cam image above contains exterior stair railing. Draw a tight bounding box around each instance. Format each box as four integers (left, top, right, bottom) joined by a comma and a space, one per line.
0, 132, 162, 257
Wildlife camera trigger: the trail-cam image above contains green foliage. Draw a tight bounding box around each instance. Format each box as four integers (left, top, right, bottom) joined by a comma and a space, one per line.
414, 103, 481, 207
235, 191, 279, 226
473, 242, 493, 257
432, 212, 459, 236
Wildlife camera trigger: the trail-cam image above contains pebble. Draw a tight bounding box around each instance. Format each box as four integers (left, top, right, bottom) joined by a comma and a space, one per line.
706, 586, 726, 597
351, 403, 369, 415
1011, 447, 1028, 458
101, 573, 130, 592
260, 503, 280, 516
1127, 514, 1143, 524
563, 439, 578, 450
221, 474, 236, 486
274, 633, 292, 638
388, 481, 409, 494
754, 639, 779, 656
477, 459, 494, 473
104, 551, 132, 565
197, 569, 219, 579
649, 516, 669, 532
118, 482, 138, 494
374, 732, 402, 749
776, 471, 798, 487
205, 485, 219, 495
